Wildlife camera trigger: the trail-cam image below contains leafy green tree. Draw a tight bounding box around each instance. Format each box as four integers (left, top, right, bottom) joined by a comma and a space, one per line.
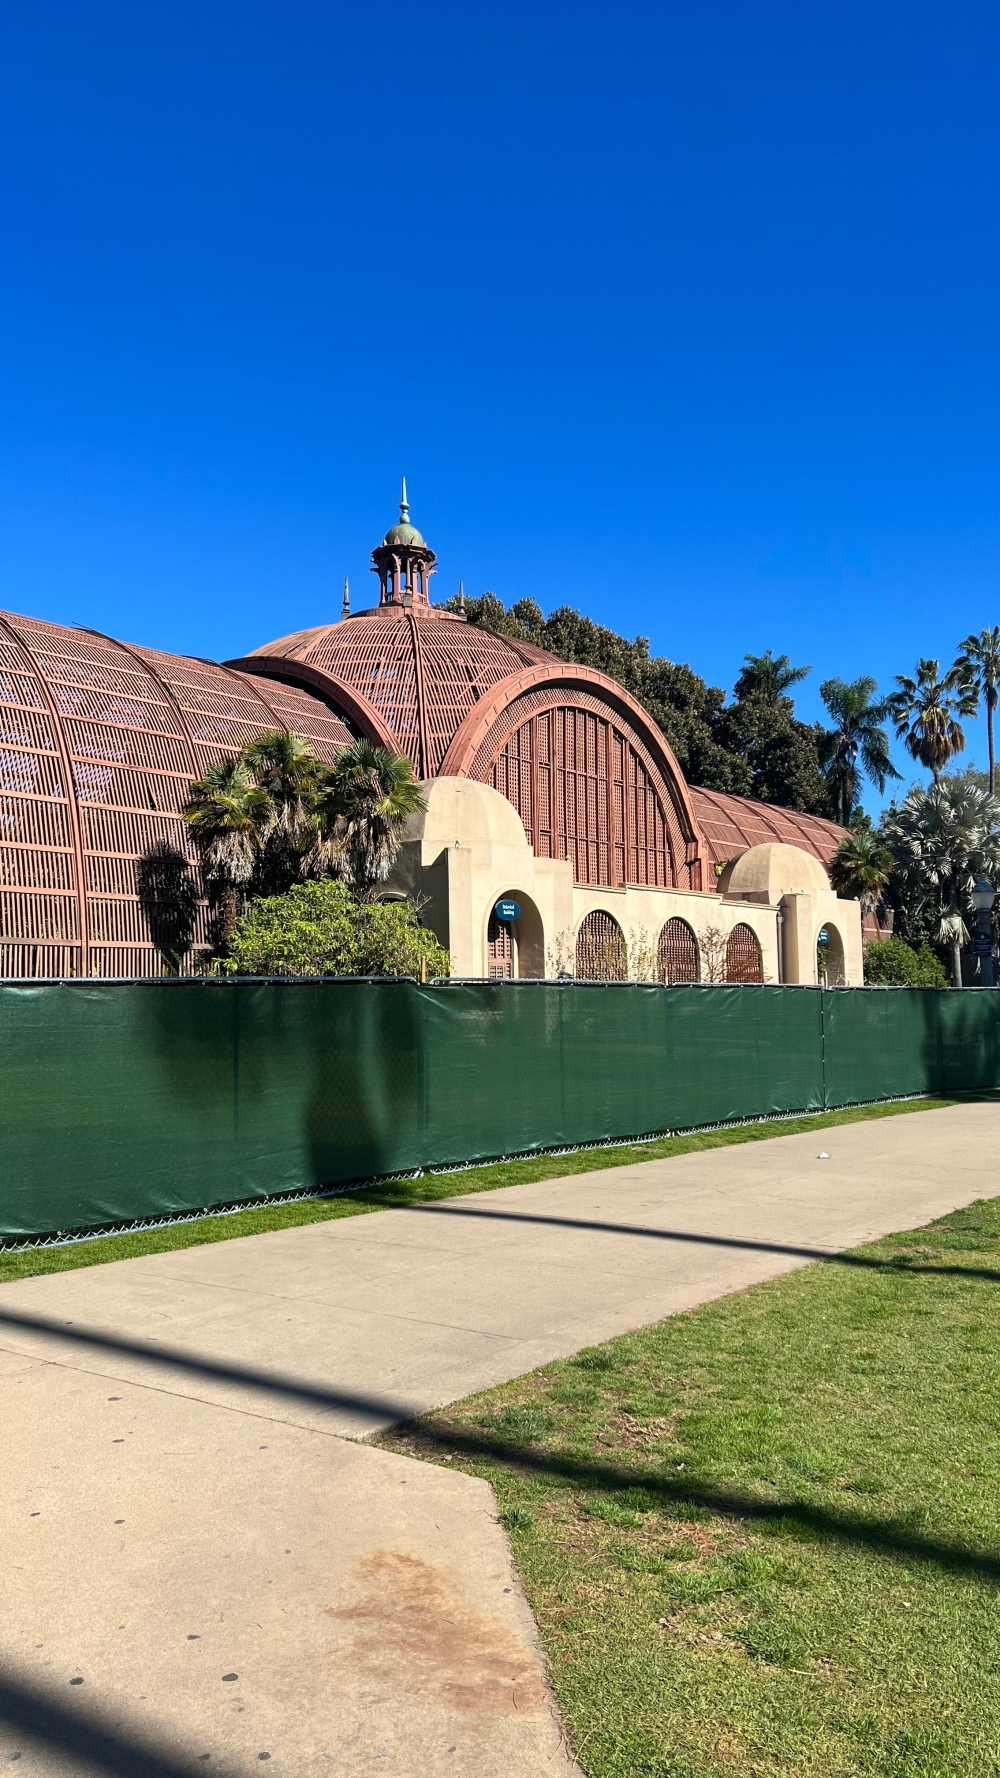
183, 759, 271, 949
136, 841, 200, 973
221, 880, 449, 978
862, 938, 947, 988
880, 779, 1000, 984
818, 677, 900, 824
957, 627, 1000, 794
713, 693, 829, 813
889, 658, 978, 782
308, 739, 426, 894
829, 829, 894, 919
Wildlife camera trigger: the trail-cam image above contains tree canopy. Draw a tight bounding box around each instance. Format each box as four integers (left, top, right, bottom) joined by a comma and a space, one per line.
221, 880, 449, 978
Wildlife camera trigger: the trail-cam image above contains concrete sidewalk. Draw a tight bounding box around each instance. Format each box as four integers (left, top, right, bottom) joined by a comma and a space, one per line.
2, 1101, 996, 1776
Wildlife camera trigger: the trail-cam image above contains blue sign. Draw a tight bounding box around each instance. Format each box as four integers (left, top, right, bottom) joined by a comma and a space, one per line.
495, 898, 521, 923
974, 933, 992, 956
817, 928, 830, 946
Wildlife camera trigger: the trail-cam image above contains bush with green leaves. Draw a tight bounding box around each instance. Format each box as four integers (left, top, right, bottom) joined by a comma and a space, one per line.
862, 937, 948, 988
221, 880, 450, 978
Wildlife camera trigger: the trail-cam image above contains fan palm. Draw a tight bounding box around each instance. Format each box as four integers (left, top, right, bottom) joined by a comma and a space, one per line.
828, 829, 894, 918
888, 658, 978, 781
818, 676, 900, 824
309, 740, 425, 894
957, 627, 1000, 795
733, 649, 811, 703
182, 759, 271, 947
241, 729, 324, 893
881, 779, 1000, 985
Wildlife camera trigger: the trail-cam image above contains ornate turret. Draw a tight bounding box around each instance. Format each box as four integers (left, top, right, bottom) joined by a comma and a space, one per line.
370, 477, 438, 609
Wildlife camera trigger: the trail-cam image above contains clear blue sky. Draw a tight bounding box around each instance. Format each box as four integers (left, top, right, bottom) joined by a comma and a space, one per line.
1, 1, 997, 788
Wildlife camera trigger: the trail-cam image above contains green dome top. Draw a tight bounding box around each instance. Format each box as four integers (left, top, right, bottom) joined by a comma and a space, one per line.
383, 476, 426, 549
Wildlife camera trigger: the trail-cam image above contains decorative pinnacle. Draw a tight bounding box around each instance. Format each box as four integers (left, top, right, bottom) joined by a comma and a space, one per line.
341, 576, 350, 619
456, 580, 466, 611
399, 475, 409, 522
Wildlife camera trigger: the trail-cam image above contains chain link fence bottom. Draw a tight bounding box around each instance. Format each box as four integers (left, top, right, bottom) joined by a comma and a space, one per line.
0, 1093, 933, 1257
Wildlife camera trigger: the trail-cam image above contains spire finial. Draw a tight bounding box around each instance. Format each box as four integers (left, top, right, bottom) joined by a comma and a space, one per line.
456, 579, 466, 612
399, 474, 409, 522
341, 576, 350, 620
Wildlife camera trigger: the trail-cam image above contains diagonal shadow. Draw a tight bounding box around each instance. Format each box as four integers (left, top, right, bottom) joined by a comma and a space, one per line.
393, 1418, 1000, 1587
2, 1306, 999, 1585
401, 1201, 1000, 1284
0, 1668, 227, 1778
0, 1306, 411, 1428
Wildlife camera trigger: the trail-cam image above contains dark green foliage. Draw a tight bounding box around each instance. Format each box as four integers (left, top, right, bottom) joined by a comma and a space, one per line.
450, 593, 831, 812
221, 879, 450, 978
863, 938, 948, 988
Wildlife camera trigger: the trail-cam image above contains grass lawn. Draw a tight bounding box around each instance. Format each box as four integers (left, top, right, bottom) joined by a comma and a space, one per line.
381, 1188, 1000, 1778
0, 1096, 955, 1287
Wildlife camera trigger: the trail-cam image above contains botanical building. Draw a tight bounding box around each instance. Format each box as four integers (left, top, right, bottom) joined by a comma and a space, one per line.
0, 489, 862, 983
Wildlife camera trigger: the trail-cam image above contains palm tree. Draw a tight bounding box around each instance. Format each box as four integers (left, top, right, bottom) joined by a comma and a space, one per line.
241, 729, 324, 894
888, 658, 978, 782
818, 677, 900, 824
309, 740, 425, 895
881, 778, 1000, 985
182, 759, 271, 949
733, 649, 811, 703
957, 627, 1000, 795
828, 829, 894, 919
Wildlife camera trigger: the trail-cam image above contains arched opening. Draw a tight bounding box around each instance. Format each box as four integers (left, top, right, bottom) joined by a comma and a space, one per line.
726, 922, 764, 983
817, 922, 845, 987
486, 890, 544, 979
657, 917, 700, 984
575, 909, 627, 980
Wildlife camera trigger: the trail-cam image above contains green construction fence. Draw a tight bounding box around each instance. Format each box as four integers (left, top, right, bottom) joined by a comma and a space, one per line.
1, 979, 997, 1241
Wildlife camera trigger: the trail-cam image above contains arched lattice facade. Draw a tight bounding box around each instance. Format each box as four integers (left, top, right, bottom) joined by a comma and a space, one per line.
726, 922, 764, 984
486, 701, 671, 889
575, 910, 627, 980
0, 611, 353, 978
657, 917, 700, 984
487, 909, 515, 979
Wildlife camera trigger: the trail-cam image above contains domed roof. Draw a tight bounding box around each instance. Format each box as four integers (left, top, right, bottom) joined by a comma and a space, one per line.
240, 606, 553, 777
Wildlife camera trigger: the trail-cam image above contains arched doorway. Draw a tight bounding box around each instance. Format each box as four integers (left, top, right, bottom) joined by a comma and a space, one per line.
575, 909, 627, 980
486, 891, 545, 979
657, 917, 700, 984
726, 923, 764, 983
817, 922, 845, 986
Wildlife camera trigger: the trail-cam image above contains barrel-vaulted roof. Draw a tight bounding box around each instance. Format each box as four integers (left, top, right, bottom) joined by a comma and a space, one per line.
690, 785, 847, 874
0, 608, 353, 978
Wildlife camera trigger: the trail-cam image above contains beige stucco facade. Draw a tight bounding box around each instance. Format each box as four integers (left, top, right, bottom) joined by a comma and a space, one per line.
386, 778, 863, 985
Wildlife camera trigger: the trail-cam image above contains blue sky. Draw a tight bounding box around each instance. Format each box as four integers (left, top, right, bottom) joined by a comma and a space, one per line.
1, 1, 997, 792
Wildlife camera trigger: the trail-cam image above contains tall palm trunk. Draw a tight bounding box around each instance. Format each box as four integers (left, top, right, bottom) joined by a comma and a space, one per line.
951, 936, 962, 988
989, 701, 995, 797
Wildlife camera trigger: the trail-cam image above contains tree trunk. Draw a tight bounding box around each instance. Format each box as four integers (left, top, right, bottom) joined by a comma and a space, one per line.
989, 705, 995, 798
952, 937, 963, 988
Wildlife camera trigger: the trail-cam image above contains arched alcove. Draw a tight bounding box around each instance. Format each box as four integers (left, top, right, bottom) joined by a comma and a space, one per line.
726, 923, 764, 983
575, 909, 627, 980
485, 890, 545, 979
818, 922, 845, 987
657, 917, 700, 984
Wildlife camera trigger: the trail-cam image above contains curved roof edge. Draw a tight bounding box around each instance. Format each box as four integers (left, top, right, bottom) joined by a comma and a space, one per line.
226, 653, 400, 752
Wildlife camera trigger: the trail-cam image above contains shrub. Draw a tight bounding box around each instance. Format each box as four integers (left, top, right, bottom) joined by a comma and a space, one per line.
221, 880, 450, 978
863, 937, 947, 988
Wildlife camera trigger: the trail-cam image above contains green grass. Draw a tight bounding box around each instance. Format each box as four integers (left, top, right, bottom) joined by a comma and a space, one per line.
0, 1097, 955, 1287
381, 1187, 1000, 1778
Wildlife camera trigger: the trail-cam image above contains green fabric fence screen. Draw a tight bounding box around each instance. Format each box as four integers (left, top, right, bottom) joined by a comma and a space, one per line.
1, 979, 997, 1240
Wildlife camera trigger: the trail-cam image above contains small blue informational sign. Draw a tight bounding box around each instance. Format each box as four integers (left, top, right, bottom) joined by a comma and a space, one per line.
974, 933, 992, 957
817, 928, 830, 947
495, 898, 521, 923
